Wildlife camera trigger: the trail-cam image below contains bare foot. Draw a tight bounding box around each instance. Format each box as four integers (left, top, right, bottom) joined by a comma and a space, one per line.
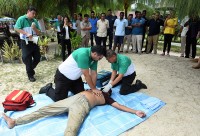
190, 58, 199, 63
2, 113, 16, 129
192, 64, 200, 69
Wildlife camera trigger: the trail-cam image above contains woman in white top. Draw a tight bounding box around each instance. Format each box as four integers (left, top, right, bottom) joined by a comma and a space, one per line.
61, 16, 72, 61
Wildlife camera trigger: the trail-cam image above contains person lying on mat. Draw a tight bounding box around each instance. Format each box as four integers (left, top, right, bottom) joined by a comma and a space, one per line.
104, 49, 147, 95
2, 89, 146, 136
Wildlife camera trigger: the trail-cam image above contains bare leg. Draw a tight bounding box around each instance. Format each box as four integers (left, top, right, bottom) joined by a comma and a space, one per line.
2, 113, 16, 129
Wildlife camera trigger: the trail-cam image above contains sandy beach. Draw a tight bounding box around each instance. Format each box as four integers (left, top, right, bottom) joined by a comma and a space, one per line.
0, 42, 200, 136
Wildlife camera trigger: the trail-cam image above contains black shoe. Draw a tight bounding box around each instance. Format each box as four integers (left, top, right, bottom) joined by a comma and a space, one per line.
136, 80, 147, 89
39, 83, 53, 94
29, 76, 36, 82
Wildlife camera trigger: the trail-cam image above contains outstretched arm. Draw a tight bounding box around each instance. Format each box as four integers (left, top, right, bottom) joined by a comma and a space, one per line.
111, 102, 146, 118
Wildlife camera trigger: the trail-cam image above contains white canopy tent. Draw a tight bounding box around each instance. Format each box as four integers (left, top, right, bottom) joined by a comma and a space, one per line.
0, 17, 16, 22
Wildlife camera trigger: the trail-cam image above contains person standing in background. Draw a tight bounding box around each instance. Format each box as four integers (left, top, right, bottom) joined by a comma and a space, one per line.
141, 10, 149, 52
146, 12, 164, 54
89, 11, 98, 46
112, 12, 128, 53
121, 14, 133, 53
80, 14, 92, 47
71, 13, 77, 32
76, 13, 82, 35
178, 15, 189, 57
161, 11, 178, 56
184, 14, 200, 59
14, 6, 41, 82
61, 16, 72, 61
131, 11, 145, 54
96, 13, 109, 48
55, 14, 63, 44
106, 9, 116, 49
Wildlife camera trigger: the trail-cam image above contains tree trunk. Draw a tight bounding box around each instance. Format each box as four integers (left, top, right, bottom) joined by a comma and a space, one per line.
90, 0, 94, 11
67, 0, 78, 18
124, 0, 128, 19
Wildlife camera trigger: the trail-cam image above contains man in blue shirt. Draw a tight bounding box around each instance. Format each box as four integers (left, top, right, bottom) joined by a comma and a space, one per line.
120, 14, 133, 52
131, 11, 145, 54
89, 11, 98, 46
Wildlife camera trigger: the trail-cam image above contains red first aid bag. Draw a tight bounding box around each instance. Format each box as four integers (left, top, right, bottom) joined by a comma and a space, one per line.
2, 90, 35, 112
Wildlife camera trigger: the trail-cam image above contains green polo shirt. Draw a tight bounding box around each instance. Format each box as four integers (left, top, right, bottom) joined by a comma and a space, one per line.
111, 54, 131, 74
15, 14, 40, 39
72, 47, 97, 70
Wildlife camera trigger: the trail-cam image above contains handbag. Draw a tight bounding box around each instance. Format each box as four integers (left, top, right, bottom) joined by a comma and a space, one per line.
2, 90, 36, 112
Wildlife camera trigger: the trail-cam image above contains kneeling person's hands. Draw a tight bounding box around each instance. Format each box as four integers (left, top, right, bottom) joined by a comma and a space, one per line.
103, 83, 112, 92
92, 89, 102, 96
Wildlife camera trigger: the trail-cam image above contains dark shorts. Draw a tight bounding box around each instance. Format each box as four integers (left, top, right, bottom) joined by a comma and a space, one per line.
114, 36, 124, 45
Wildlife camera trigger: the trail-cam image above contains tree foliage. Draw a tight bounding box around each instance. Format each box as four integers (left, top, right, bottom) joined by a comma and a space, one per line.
0, 0, 199, 20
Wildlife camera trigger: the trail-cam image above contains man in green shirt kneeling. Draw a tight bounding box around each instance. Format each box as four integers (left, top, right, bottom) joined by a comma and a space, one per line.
103, 50, 147, 95
40, 46, 106, 101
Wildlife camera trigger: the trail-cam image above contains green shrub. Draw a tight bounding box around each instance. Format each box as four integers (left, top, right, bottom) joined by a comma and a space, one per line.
1, 38, 22, 63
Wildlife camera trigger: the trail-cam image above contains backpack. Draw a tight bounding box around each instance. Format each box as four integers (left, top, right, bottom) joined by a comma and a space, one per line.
2, 90, 35, 112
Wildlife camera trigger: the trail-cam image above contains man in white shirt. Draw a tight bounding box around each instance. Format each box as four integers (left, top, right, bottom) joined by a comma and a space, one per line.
96, 13, 109, 47
113, 12, 128, 53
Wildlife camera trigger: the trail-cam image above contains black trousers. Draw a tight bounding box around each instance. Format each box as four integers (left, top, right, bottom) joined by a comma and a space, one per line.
119, 72, 142, 95
163, 34, 173, 53
47, 69, 84, 102
21, 40, 41, 78
185, 36, 197, 58
107, 31, 113, 49
90, 32, 97, 46
57, 32, 62, 44
96, 36, 107, 47
61, 39, 71, 61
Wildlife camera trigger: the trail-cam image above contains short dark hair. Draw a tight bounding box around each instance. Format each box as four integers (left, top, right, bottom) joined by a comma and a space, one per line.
129, 14, 133, 17
108, 9, 112, 11
91, 11, 95, 14
135, 11, 141, 14
120, 12, 124, 15
105, 49, 116, 58
28, 6, 37, 12
101, 13, 106, 16
91, 46, 106, 56
84, 14, 89, 18
78, 13, 82, 17
142, 10, 147, 13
